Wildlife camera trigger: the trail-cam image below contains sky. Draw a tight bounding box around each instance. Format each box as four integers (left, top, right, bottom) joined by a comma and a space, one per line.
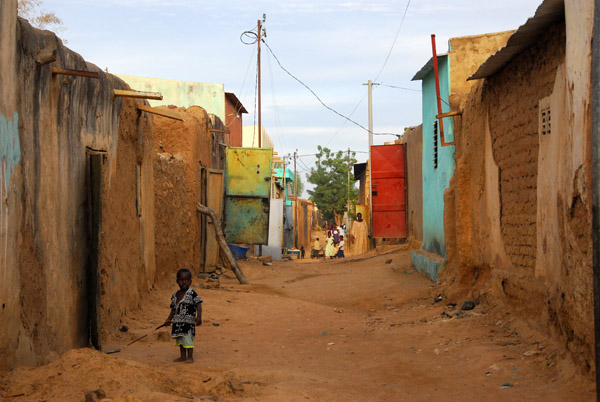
34, 0, 543, 188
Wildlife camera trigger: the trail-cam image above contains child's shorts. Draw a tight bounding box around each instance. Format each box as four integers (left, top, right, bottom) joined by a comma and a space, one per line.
174, 331, 194, 349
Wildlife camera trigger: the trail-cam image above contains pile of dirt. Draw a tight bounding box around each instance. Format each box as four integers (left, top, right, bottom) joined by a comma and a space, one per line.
0, 348, 242, 401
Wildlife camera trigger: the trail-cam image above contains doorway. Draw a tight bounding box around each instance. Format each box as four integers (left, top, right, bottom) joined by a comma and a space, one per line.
86, 149, 104, 349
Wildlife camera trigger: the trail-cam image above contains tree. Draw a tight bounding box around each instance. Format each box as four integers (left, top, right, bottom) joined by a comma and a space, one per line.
307, 146, 358, 222
18, 0, 64, 33
295, 173, 304, 198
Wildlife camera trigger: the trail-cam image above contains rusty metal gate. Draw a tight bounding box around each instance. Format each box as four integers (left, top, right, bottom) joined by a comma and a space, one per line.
223, 147, 272, 244
371, 144, 407, 238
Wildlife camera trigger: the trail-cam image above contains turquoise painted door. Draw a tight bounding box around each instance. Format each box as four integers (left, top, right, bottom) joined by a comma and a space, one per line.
224, 147, 272, 244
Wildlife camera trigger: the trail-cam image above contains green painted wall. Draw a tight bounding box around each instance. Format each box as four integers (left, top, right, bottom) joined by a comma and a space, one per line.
116, 74, 225, 121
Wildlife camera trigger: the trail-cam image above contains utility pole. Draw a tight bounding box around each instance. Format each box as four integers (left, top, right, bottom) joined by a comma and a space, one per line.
257, 15, 265, 148
363, 80, 378, 249
347, 147, 351, 222
294, 150, 298, 248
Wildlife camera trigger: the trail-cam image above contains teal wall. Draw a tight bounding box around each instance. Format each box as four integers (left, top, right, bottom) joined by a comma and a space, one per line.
116, 75, 225, 121
0, 112, 20, 192
420, 55, 455, 257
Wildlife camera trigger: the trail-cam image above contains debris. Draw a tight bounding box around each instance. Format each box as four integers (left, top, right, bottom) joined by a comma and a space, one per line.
434, 348, 440, 355
460, 300, 476, 311
333, 308, 343, 313
446, 302, 457, 308
84, 388, 106, 402
195, 396, 218, 401
441, 311, 452, 318
385, 259, 393, 264
499, 382, 513, 389
262, 262, 273, 266
328, 342, 335, 346
489, 364, 501, 371
257, 255, 273, 263
433, 295, 443, 304
227, 377, 244, 393
213, 322, 220, 327
523, 350, 540, 357
202, 377, 212, 383
119, 325, 128, 332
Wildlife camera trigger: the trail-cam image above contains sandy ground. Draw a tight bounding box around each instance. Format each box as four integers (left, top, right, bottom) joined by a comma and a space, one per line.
0, 247, 595, 401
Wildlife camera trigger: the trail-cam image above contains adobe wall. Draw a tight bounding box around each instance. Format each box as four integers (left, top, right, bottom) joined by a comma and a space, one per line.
447, 5, 594, 371
152, 106, 211, 280
403, 125, 423, 244
0, 6, 156, 369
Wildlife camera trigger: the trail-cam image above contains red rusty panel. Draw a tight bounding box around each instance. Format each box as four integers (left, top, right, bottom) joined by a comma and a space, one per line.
371, 144, 407, 238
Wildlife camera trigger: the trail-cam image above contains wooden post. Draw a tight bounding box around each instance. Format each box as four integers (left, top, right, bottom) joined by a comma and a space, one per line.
136, 104, 184, 121
51, 67, 99, 79
196, 203, 249, 284
114, 89, 163, 100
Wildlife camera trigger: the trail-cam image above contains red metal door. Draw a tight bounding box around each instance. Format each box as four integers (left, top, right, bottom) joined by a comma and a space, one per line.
371, 144, 407, 238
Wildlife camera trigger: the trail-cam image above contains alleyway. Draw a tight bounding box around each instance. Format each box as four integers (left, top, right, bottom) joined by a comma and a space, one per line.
1, 249, 594, 401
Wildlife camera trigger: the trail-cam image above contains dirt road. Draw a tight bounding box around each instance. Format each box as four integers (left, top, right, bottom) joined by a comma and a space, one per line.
1, 247, 594, 401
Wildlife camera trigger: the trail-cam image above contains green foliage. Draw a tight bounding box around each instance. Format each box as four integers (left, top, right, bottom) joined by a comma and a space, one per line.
295, 174, 304, 197
307, 146, 358, 221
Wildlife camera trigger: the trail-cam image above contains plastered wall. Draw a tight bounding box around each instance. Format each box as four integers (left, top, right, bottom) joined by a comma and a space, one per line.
447, 2, 594, 370
152, 106, 214, 279
0, 4, 156, 369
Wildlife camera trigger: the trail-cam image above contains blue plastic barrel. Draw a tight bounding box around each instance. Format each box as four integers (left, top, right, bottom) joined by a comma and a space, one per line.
227, 244, 250, 260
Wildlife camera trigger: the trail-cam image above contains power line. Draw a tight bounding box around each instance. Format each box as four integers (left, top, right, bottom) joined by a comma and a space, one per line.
325, 93, 367, 146
379, 83, 421, 92
373, 0, 412, 82
261, 39, 401, 137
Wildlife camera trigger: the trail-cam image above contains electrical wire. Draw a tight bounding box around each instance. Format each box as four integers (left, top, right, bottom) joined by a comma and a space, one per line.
379, 83, 421, 92
261, 39, 401, 137
373, 0, 411, 82
266, 46, 288, 155
226, 46, 256, 129
325, 93, 367, 146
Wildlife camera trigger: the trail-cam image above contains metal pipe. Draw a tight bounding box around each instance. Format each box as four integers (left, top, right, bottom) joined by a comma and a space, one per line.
431, 35, 444, 138
591, 0, 600, 399
430, 34, 454, 147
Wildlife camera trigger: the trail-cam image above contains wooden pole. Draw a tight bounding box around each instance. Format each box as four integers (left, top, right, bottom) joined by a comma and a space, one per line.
114, 89, 163, 100
257, 18, 262, 148
136, 104, 184, 121
51, 67, 99, 79
294, 150, 298, 248
196, 203, 249, 284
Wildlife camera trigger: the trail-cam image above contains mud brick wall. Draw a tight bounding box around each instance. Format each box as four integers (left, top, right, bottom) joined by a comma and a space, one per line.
484, 23, 565, 271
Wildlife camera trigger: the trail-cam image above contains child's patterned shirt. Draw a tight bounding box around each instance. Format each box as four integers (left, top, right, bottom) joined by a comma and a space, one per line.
170, 288, 202, 338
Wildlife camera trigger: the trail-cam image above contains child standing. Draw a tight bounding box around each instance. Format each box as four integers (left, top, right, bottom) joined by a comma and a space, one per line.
336, 235, 345, 258
325, 231, 335, 259
164, 268, 202, 363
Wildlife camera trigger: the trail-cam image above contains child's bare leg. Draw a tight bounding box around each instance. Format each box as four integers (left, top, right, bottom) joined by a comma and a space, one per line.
185, 348, 194, 363
173, 345, 186, 362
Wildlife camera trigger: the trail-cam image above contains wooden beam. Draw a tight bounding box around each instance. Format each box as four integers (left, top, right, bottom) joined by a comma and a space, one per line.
136, 104, 184, 121
196, 203, 249, 284
209, 128, 229, 133
51, 67, 99, 79
36, 47, 56, 65
114, 89, 163, 100
436, 110, 462, 119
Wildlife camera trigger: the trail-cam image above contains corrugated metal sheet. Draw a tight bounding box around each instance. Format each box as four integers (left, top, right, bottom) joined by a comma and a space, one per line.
224, 147, 272, 244
411, 54, 448, 81
468, 0, 564, 80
